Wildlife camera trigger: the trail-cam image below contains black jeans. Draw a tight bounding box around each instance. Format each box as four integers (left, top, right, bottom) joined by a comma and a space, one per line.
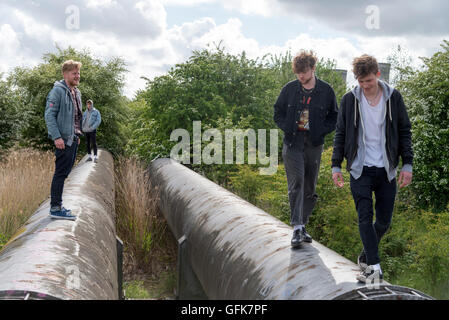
85, 131, 97, 156
50, 138, 78, 208
350, 166, 396, 265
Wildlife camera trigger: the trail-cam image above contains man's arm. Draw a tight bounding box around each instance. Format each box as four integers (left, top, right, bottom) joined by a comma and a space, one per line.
324, 88, 339, 135
273, 86, 288, 132
93, 109, 101, 130
331, 95, 348, 187
396, 90, 413, 188
44, 88, 64, 149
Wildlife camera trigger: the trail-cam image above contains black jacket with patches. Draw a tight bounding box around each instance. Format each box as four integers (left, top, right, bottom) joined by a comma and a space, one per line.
273, 77, 338, 147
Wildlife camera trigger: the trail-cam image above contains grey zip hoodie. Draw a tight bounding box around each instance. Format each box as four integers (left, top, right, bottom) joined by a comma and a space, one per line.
348, 80, 412, 181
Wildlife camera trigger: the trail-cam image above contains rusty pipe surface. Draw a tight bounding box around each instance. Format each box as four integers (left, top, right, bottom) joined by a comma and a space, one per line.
0, 149, 118, 300
149, 158, 433, 300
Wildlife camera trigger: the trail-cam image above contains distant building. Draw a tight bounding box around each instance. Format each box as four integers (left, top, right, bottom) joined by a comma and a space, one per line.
333, 69, 347, 83
378, 62, 391, 83
334, 62, 390, 86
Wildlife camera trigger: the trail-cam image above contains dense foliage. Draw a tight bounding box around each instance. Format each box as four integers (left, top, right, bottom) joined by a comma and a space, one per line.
0, 77, 20, 155
127, 47, 346, 184
396, 41, 449, 209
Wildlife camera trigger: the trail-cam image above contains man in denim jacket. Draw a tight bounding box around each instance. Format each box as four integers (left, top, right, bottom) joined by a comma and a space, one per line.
44, 60, 83, 221
82, 99, 101, 163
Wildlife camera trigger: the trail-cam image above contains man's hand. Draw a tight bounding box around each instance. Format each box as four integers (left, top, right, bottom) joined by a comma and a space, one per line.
332, 172, 344, 188
398, 171, 412, 189
54, 138, 65, 150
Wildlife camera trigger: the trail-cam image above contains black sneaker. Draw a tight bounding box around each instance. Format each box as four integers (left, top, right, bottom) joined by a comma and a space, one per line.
357, 251, 368, 271
291, 229, 304, 248
302, 227, 312, 243
356, 266, 383, 284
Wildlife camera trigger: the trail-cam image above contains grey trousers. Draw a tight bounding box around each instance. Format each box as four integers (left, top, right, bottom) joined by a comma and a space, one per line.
282, 135, 323, 226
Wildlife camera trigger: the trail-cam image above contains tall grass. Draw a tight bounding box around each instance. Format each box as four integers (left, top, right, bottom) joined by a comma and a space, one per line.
0, 148, 54, 249
115, 156, 177, 279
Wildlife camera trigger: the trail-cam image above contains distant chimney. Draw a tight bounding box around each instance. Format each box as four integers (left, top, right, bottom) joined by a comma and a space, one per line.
333, 69, 347, 83
378, 63, 391, 83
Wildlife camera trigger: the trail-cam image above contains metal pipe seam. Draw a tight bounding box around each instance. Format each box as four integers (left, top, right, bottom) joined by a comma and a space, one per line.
0, 149, 119, 300
149, 158, 433, 300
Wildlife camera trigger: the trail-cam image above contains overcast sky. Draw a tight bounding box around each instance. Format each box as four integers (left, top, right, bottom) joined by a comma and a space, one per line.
1, 0, 448, 98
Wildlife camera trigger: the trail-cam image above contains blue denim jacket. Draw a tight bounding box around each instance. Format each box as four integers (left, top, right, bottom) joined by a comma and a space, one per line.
82, 107, 101, 132
44, 80, 82, 147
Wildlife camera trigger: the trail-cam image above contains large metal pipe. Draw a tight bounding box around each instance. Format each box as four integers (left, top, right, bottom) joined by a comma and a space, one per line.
149, 158, 433, 300
0, 149, 119, 300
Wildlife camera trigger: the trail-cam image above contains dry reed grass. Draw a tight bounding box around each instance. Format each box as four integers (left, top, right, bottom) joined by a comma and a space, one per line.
115, 156, 177, 279
0, 148, 54, 246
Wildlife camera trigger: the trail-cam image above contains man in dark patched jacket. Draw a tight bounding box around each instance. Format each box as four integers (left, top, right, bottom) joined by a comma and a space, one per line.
273, 50, 338, 248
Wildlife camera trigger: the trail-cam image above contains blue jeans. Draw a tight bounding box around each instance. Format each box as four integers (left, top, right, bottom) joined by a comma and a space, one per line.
50, 137, 78, 208
350, 166, 396, 265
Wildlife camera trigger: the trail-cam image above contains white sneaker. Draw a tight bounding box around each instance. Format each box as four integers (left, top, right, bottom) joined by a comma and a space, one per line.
357, 265, 383, 284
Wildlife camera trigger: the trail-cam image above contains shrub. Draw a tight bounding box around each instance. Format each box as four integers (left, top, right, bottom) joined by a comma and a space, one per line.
396, 40, 449, 209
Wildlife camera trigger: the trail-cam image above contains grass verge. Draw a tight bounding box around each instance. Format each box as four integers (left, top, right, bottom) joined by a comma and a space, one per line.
115, 156, 177, 299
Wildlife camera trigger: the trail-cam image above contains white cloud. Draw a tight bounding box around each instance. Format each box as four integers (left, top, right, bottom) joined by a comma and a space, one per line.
135, 0, 167, 31
221, 0, 280, 17
191, 18, 261, 56
85, 0, 118, 8
0, 24, 21, 75
161, 0, 216, 6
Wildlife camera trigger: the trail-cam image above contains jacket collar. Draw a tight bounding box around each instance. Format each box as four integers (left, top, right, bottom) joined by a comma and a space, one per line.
295, 76, 323, 93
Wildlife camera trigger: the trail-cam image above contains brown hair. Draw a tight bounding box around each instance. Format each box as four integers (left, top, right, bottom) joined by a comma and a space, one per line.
292, 50, 317, 74
62, 60, 82, 73
352, 54, 379, 79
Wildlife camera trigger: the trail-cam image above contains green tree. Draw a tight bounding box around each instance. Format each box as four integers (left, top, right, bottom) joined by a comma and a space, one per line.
0, 77, 20, 155
129, 46, 279, 164
129, 47, 346, 168
10, 46, 129, 155
396, 40, 449, 208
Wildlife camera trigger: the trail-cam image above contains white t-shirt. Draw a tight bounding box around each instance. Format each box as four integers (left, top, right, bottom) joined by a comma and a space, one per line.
361, 92, 385, 167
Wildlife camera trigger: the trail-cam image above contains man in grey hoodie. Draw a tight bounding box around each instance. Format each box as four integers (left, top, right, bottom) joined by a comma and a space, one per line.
44, 60, 83, 221
82, 99, 101, 163
331, 54, 413, 284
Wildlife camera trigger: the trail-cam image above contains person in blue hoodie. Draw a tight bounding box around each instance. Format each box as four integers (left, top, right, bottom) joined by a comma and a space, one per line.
82, 99, 101, 163
331, 54, 413, 284
44, 60, 83, 221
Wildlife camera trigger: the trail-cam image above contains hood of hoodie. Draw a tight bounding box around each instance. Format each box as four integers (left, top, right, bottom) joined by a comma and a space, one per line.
87, 102, 95, 111
351, 79, 394, 102
54, 80, 83, 118
351, 79, 395, 127
54, 79, 72, 92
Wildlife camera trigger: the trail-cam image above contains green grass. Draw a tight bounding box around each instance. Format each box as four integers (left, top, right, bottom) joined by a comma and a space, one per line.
123, 271, 177, 300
